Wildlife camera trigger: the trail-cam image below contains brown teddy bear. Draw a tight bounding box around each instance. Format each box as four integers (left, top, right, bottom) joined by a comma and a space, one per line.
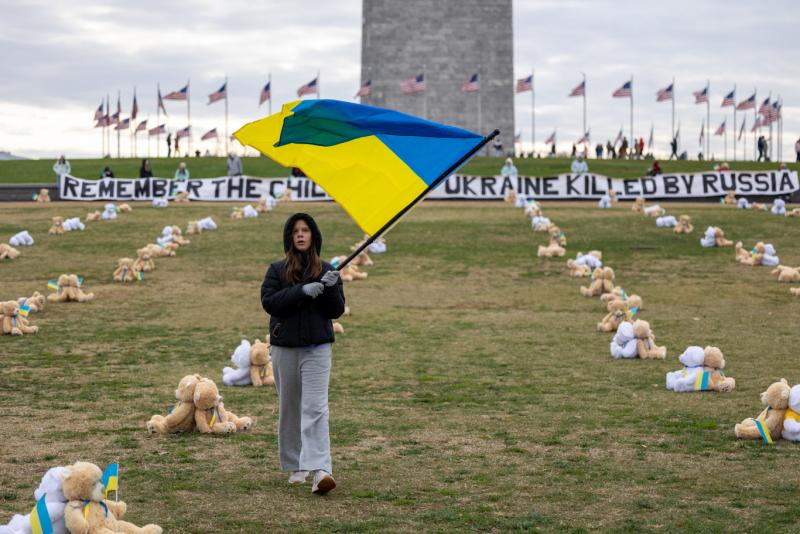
771, 265, 800, 283
86, 210, 101, 222
113, 258, 136, 283
791, 288, 800, 297
722, 190, 737, 206
35, 188, 51, 202
597, 299, 629, 332
599, 267, 616, 295
230, 207, 244, 220
734, 241, 752, 263
339, 263, 368, 282
186, 220, 202, 235
548, 226, 567, 247
19, 291, 46, 313
62, 461, 162, 534
249, 339, 274, 387
1, 300, 39, 336
580, 268, 605, 297
734, 379, 791, 442
751, 202, 769, 211
632, 319, 666, 359
537, 241, 566, 258
147, 374, 202, 434
674, 215, 694, 234
143, 243, 177, 258
567, 259, 591, 277
48, 216, 66, 235
0, 243, 20, 260
788, 208, 800, 218
133, 248, 155, 273
700, 346, 736, 392
739, 242, 767, 266
118, 203, 132, 212
256, 197, 272, 212
632, 196, 645, 212
608, 189, 618, 206
169, 225, 190, 246
714, 227, 733, 247
174, 190, 190, 203
48, 274, 94, 303
193, 378, 252, 433
333, 321, 345, 334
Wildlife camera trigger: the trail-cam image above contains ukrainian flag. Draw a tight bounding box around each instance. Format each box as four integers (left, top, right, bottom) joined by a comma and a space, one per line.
47, 280, 59, 291
19, 304, 31, 318
234, 100, 486, 235
101, 463, 119, 498
30, 494, 53, 534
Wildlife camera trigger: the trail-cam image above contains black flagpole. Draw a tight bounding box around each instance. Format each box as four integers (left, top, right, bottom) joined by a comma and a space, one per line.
335, 128, 500, 271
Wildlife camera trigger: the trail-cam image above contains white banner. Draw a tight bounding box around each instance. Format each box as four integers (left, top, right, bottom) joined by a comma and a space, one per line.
58, 170, 799, 202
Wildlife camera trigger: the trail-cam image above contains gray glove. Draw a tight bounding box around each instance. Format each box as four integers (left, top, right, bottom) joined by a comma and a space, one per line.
320, 270, 340, 287
302, 282, 325, 298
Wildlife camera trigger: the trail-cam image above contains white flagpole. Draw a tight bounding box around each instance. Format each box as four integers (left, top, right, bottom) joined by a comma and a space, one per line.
477, 65, 482, 139
423, 64, 428, 120
268, 72, 272, 116
156, 84, 160, 158
116, 90, 121, 159
733, 84, 737, 161
706, 81, 710, 159
531, 68, 535, 156
187, 79, 192, 157
671, 76, 675, 143
752, 88, 757, 161
224, 75, 229, 155
629, 74, 634, 158
581, 72, 586, 142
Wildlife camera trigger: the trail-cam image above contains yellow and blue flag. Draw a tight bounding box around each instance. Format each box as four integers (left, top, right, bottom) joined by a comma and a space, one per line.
30, 494, 53, 534
18, 304, 31, 318
234, 100, 486, 235
101, 463, 119, 498
47, 280, 59, 291
135, 271, 144, 281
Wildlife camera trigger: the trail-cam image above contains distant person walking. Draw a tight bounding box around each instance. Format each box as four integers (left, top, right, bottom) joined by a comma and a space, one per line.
52, 155, 71, 178
139, 159, 153, 178
175, 135, 181, 158
757, 136, 766, 161
795, 138, 800, 162
227, 152, 243, 176
571, 154, 589, 174
166, 133, 172, 158
638, 138, 645, 158
620, 138, 629, 159
174, 162, 190, 182
500, 158, 518, 180
669, 137, 679, 160
606, 141, 616, 159
100, 165, 114, 178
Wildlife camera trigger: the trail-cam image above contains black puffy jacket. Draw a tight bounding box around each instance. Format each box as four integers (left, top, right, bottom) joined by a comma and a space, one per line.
261, 213, 345, 347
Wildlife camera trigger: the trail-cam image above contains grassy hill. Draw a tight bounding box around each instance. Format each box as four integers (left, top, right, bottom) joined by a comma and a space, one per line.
0, 156, 796, 185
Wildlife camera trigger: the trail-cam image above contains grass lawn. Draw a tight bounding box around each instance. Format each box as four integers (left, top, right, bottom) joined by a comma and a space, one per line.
1, 156, 797, 184
1, 199, 799, 532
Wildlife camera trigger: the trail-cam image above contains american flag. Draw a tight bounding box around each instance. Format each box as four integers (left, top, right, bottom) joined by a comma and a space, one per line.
94, 102, 104, 121
612, 80, 632, 98
157, 86, 167, 114
765, 100, 780, 124
576, 130, 590, 144
259, 81, 271, 106
515, 74, 533, 93
297, 77, 318, 97
110, 110, 120, 125
699, 122, 704, 146
175, 126, 191, 139
136, 120, 147, 132
656, 83, 673, 102
400, 73, 425, 94
613, 128, 623, 145
545, 130, 556, 144
721, 90, 735, 107
207, 82, 226, 105
148, 123, 166, 136
131, 92, 139, 120
693, 86, 708, 104
714, 120, 726, 136
354, 79, 371, 98
164, 84, 189, 101
738, 118, 746, 140
462, 72, 480, 93
114, 118, 130, 130
94, 115, 108, 128
758, 97, 771, 116
201, 128, 218, 140
751, 116, 762, 132
736, 93, 755, 111
568, 80, 585, 97
648, 125, 654, 148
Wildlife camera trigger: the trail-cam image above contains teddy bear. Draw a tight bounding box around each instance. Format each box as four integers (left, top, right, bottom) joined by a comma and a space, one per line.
580, 268, 606, 297
256, 195, 276, 212
699, 346, 736, 392
791, 288, 800, 297
198, 217, 217, 230
504, 188, 517, 204
597, 193, 613, 208
760, 244, 780, 266
147, 374, 202, 434
174, 190, 190, 203
278, 189, 292, 203
64, 217, 85, 232
118, 203, 132, 212
666, 346, 705, 391
734, 241, 751, 263
751, 202, 769, 211
34, 188, 51, 202
167, 225, 190, 246
101, 203, 118, 220
341, 263, 368, 281
186, 220, 202, 235
610, 322, 638, 359
531, 215, 552, 232
643, 204, 665, 217
771, 265, 800, 283
655, 215, 676, 227
242, 205, 259, 218
143, 243, 178, 258
0, 466, 70, 534
673, 215, 693, 234
700, 227, 726, 248
49, 216, 66, 235
597, 299, 629, 332
48, 274, 94, 303
781, 385, 800, 441
223, 340, 255, 386
348, 251, 373, 267
742, 242, 779, 267
192, 378, 252, 433
230, 207, 244, 220
771, 198, 786, 216
18, 291, 46, 313
722, 190, 737, 206
62, 461, 162, 534
9, 231, 34, 247
0, 243, 20, 260
632, 319, 666, 359
631, 196, 645, 212
86, 210, 101, 222
1, 300, 39, 336
566, 259, 592, 277
537, 240, 565, 258
736, 196, 751, 209
333, 321, 345, 334
133, 248, 155, 273
113, 258, 136, 283
152, 198, 168, 208
714, 227, 733, 247
735, 379, 791, 442
548, 226, 567, 247
788, 208, 800, 218
524, 200, 541, 217
249, 339, 274, 386
599, 267, 616, 295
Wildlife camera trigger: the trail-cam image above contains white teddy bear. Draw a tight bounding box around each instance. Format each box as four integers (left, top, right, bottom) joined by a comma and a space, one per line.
531, 215, 551, 231
771, 199, 786, 216
781, 385, 800, 441
9, 231, 34, 247
198, 217, 217, 230
368, 237, 387, 254
665, 346, 706, 392
222, 340, 253, 386
0, 466, 69, 534
101, 203, 118, 220
152, 198, 169, 208
242, 205, 259, 218
656, 215, 677, 228
643, 204, 663, 216
524, 199, 540, 216
700, 226, 717, 248
63, 217, 85, 232
737, 197, 751, 209
610, 322, 638, 359
762, 244, 780, 266
597, 194, 612, 209
514, 195, 526, 208
575, 251, 602, 270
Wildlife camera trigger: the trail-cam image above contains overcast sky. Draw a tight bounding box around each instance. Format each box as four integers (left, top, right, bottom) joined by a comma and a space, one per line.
1, 0, 797, 161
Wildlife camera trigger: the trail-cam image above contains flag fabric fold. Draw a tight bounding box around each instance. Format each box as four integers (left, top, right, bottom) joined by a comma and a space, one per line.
101, 463, 119, 498
30, 494, 53, 534
260, 81, 271, 106
201, 128, 218, 140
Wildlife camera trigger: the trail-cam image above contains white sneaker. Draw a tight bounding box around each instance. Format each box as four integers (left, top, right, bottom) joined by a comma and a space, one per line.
288, 471, 308, 484
311, 470, 336, 495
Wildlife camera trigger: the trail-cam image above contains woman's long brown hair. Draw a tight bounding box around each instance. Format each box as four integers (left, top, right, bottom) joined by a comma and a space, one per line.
284, 240, 322, 285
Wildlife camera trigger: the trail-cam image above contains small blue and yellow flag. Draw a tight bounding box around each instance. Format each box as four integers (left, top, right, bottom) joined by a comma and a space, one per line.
47, 280, 59, 291
101, 463, 119, 498
18, 304, 31, 318
30, 494, 53, 534
234, 100, 485, 235
754, 417, 773, 444
76, 276, 84, 286
135, 271, 144, 281
694, 370, 710, 391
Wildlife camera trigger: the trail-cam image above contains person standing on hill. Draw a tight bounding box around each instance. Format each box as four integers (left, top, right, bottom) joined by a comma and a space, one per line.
227, 152, 243, 176
571, 154, 589, 174
139, 159, 153, 178
99, 165, 114, 178
669, 137, 679, 160
620, 138, 629, 159
261, 213, 345, 495
795, 137, 800, 162
166, 133, 172, 158
52, 155, 71, 178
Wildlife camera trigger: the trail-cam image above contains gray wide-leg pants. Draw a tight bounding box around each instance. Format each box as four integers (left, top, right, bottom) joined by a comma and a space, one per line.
271, 343, 332, 474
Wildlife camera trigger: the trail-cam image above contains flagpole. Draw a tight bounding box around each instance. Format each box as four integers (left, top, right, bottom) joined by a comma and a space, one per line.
423, 64, 428, 120
132, 87, 136, 158
224, 75, 229, 155
101, 98, 106, 158
116, 90, 121, 159
531, 68, 535, 156
147, 116, 151, 159
706, 81, 710, 159
336, 129, 500, 271
629, 74, 634, 158
106, 94, 111, 157
752, 88, 757, 161
733, 84, 737, 161
477, 64, 482, 139
187, 79, 191, 157
671, 76, 675, 143
581, 72, 586, 143
156, 84, 161, 158
724, 124, 728, 161
768, 91, 773, 161
268, 72, 272, 116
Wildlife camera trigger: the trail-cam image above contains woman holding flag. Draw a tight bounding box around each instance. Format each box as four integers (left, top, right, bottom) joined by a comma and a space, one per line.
261, 213, 345, 495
